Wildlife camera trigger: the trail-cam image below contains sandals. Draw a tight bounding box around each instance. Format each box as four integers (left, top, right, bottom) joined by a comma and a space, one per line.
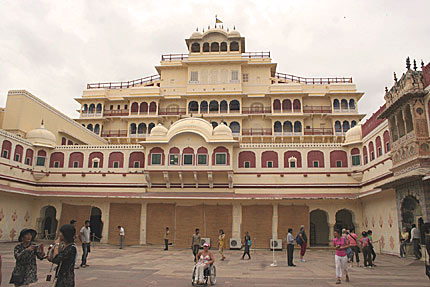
346, 275, 350, 282
336, 279, 341, 284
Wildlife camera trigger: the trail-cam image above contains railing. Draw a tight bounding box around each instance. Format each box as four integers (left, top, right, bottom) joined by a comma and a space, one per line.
87, 74, 160, 89
304, 128, 334, 135
129, 133, 148, 138
242, 107, 272, 114
274, 131, 303, 136
161, 53, 189, 61
101, 130, 128, 138
81, 112, 103, 117
130, 111, 157, 116
275, 72, 353, 84
242, 128, 272, 136
303, 106, 332, 113
272, 108, 301, 113
158, 108, 187, 115
242, 51, 271, 59
333, 108, 357, 113
103, 109, 129, 117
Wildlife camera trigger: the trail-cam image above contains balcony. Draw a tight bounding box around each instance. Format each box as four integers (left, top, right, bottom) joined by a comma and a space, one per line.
242, 107, 272, 114
274, 131, 303, 136
130, 111, 157, 116
158, 108, 186, 116
272, 108, 301, 114
303, 106, 332, 114
333, 107, 357, 113
103, 109, 129, 117
87, 74, 160, 89
304, 128, 333, 136
129, 133, 148, 138
275, 72, 353, 85
242, 51, 271, 59
161, 53, 189, 61
81, 112, 102, 118
101, 129, 127, 138
242, 128, 272, 136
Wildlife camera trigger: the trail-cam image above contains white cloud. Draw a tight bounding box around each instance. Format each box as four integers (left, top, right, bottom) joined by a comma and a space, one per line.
0, 0, 428, 120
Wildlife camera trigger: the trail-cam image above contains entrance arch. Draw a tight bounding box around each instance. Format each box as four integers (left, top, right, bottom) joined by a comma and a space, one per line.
90, 207, 103, 242
401, 196, 422, 228
335, 209, 355, 231
40, 206, 58, 239
310, 209, 329, 246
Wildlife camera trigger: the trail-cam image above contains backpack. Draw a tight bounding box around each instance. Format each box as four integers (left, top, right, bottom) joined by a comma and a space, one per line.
296, 234, 303, 245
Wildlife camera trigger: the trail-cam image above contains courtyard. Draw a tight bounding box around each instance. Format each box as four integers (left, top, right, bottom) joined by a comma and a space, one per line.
0, 243, 429, 286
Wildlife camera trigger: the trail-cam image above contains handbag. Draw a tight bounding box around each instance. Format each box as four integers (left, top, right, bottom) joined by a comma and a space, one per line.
344, 238, 353, 258
247, 240, 252, 247
296, 234, 303, 245
9, 271, 25, 285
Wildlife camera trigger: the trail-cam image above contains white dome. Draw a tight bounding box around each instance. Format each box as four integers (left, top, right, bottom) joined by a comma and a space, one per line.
26, 123, 56, 148
190, 31, 202, 39
150, 123, 168, 136
228, 30, 241, 37
344, 124, 362, 145
213, 123, 232, 136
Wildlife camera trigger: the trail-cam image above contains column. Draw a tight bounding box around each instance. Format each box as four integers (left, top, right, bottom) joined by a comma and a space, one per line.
272, 203, 278, 239
140, 202, 147, 245
232, 203, 241, 239
100, 203, 109, 244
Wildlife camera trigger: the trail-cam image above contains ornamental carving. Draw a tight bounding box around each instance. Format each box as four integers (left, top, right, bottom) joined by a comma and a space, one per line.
379, 215, 383, 228
24, 211, 30, 222
371, 216, 375, 228
11, 210, 18, 222
365, 217, 368, 228
380, 235, 385, 249
388, 213, 393, 228
389, 236, 395, 250
384, 70, 425, 109
9, 228, 17, 240
0, 208, 4, 222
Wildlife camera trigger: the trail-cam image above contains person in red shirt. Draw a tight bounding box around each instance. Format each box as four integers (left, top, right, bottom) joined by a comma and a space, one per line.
360, 231, 373, 268
347, 229, 360, 267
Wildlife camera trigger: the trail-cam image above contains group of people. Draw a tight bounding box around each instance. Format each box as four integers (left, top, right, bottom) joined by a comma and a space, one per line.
286, 225, 308, 267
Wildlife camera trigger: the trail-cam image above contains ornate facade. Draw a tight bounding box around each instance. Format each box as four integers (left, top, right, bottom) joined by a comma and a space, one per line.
0, 26, 428, 254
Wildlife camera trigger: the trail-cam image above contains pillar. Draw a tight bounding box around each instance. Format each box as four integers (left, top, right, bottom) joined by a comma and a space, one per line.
100, 202, 109, 244
140, 202, 147, 245
232, 203, 241, 239
272, 203, 278, 239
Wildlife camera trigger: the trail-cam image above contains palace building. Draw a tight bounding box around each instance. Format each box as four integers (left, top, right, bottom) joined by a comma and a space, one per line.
0, 26, 429, 253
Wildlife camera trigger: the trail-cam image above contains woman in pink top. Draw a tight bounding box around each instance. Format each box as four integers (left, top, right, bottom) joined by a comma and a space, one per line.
347, 229, 360, 266
333, 230, 350, 284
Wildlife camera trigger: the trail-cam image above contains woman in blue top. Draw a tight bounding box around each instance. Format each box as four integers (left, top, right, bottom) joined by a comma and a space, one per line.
241, 231, 251, 260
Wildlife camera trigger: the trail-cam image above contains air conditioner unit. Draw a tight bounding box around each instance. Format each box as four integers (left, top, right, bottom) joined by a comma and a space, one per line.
270, 239, 283, 250
229, 238, 242, 250
200, 238, 211, 248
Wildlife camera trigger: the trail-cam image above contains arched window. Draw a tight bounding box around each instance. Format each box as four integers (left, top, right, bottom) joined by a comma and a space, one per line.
210, 42, 219, 52
282, 99, 292, 111
212, 146, 230, 165
229, 121, 240, 134
341, 99, 348, 110
220, 100, 228, 113
1, 140, 11, 159
13, 145, 23, 162
182, 147, 195, 165
342, 121, 350, 132
87, 124, 93, 132
351, 120, 357, 128
131, 102, 139, 113
25, 149, 33, 165
375, 136, 382, 157
397, 111, 406, 137
220, 42, 227, 51
274, 121, 282, 133
96, 103, 102, 113
294, 121, 302, 133
36, 150, 47, 167
307, 150, 324, 168
369, 142, 375, 161
138, 123, 147, 134
389, 116, 398, 141
89, 104, 95, 113
330, 150, 348, 168
383, 130, 390, 153
49, 152, 64, 168
283, 121, 293, 133
200, 101, 208, 113
293, 99, 301, 111
148, 123, 155, 134
83, 104, 88, 112
229, 100, 240, 112
188, 101, 198, 112
149, 102, 157, 113
363, 146, 368, 164
168, 147, 180, 165
333, 99, 340, 110
230, 41, 239, 51
351, 148, 361, 166
203, 42, 210, 52
238, 151, 256, 168
209, 100, 219, 112
284, 151, 302, 168
211, 121, 218, 128
404, 105, 413, 133
129, 152, 144, 168
273, 99, 281, 111
108, 152, 124, 168
68, 152, 84, 168
261, 151, 278, 168
191, 42, 200, 53
140, 102, 148, 113
349, 99, 355, 110
94, 124, 100, 134
88, 152, 103, 168
197, 147, 208, 165
149, 147, 165, 165
335, 121, 342, 133
130, 123, 137, 134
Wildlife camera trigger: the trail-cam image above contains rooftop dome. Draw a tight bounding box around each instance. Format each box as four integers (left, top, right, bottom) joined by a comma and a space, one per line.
228, 29, 241, 37
343, 124, 362, 146
190, 30, 202, 39
213, 122, 232, 137
26, 122, 56, 148
150, 123, 168, 136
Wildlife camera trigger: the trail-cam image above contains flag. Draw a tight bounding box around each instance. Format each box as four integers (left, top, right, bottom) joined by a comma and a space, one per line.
216, 18, 223, 24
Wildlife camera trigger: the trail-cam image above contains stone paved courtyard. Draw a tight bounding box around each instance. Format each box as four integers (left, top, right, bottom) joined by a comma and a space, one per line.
0, 242, 429, 286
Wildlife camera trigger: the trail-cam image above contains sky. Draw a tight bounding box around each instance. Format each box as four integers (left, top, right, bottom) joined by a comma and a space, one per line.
0, 0, 428, 121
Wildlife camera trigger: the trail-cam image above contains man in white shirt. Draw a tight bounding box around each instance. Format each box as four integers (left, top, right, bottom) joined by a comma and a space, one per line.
287, 228, 296, 267
410, 224, 422, 259
80, 220, 91, 267
118, 226, 125, 249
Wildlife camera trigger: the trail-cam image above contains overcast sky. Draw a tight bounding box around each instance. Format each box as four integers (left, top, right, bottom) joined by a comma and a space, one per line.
0, 0, 428, 121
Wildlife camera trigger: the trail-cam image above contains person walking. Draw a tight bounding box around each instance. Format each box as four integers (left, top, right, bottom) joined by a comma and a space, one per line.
79, 220, 91, 268
333, 229, 350, 284
297, 225, 308, 262
347, 229, 360, 267
286, 228, 296, 267
218, 229, 226, 261
10, 228, 45, 287
400, 227, 409, 258
367, 230, 377, 263
360, 231, 373, 268
411, 224, 422, 259
241, 231, 251, 260
191, 228, 201, 262
48, 224, 77, 287
118, 226, 125, 249
69, 220, 79, 270
164, 227, 170, 251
